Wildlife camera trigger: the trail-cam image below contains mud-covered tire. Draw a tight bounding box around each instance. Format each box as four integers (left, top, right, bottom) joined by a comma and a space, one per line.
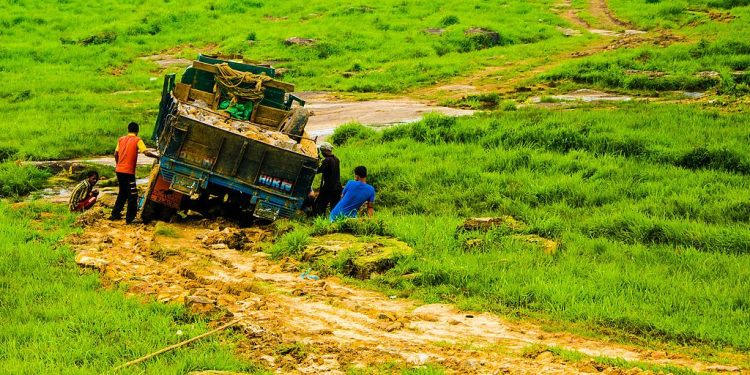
282, 107, 309, 141
140, 198, 160, 224
140, 199, 176, 224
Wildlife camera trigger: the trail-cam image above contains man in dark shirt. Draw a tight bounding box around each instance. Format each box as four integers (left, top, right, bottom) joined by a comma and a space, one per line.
314, 142, 342, 216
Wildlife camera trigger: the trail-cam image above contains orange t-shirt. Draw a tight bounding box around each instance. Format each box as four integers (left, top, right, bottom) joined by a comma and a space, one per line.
115, 133, 147, 174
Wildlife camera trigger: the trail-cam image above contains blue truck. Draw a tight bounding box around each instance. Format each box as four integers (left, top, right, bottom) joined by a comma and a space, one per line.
141, 55, 319, 222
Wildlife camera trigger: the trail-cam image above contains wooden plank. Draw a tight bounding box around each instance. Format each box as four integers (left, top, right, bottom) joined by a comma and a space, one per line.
173, 83, 190, 101
189, 88, 214, 104
192, 61, 295, 92
193, 60, 218, 74
253, 105, 289, 127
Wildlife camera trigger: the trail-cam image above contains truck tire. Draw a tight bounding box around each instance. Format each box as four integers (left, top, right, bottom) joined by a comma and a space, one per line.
141, 198, 176, 224
282, 107, 309, 141
140, 198, 159, 224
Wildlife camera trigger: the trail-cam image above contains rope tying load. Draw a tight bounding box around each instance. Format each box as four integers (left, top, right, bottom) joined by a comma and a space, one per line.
214, 63, 272, 102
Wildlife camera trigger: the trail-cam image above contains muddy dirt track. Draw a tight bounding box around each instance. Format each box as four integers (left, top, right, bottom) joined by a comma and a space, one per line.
64, 198, 746, 374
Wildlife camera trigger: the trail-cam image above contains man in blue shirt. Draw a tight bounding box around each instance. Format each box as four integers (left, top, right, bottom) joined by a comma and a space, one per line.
329, 166, 375, 222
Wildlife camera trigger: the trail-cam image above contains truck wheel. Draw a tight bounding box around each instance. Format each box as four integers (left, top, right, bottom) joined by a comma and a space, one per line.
282, 107, 309, 141
141, 198, 177, 224
140, 198, 160, 224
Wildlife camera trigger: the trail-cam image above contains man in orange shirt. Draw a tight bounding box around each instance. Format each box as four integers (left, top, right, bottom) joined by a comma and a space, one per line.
109, 122, 159, 224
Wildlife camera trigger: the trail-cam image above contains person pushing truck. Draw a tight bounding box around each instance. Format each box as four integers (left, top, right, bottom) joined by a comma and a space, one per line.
109, 121, 159, 224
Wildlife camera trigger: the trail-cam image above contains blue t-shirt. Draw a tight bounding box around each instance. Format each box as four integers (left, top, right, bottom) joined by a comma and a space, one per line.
329, 180, 375, 221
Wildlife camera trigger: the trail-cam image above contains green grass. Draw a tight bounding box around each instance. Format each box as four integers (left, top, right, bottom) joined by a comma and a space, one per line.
269, 228, 311, 258
523, 345, 698, 375
0, 162, 50, 198
0, 201, 266, 374
4, 0, 750, 370
542, 1, 750, 94
0, 0, 595, 161
1, 0, 748, 163
609, 0, 750, 30
283, 105, 750, 351
347, 363, 445, 375
154, 222, 180, 238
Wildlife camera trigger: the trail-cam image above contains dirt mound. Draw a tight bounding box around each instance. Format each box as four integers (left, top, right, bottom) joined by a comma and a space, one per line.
301, 233, 413, 279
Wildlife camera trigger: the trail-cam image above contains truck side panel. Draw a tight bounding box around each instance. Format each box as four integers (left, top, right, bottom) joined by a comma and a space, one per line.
156, 104, 316, 205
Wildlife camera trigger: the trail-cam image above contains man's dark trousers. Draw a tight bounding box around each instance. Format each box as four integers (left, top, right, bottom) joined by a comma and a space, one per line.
111, 172, 138, 223
315, 189, 342, 216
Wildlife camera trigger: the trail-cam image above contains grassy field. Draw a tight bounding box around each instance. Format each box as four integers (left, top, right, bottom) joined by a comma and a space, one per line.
541, 1, 750, 95
0, 202, 266, 374
0, 0, 747, 163
0, 0, 593, 161
281, 104, 750, 351
2, 0, 750, 372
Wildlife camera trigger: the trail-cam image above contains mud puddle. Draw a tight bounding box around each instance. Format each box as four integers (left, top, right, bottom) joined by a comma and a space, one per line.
530, 89, 633, 104
37, 177, 149, 204
64, 203, 745, 374
296, 92, 475, 137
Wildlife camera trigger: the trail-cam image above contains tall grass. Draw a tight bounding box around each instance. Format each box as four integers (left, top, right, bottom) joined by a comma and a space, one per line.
0, 202, 265, 373
0, 162, 49, 197
326, 106, 750, 349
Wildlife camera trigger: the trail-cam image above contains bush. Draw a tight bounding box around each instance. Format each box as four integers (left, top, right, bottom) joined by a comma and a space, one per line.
440, 15, 460, 27
676, 147, 750, 174
0, 163, 49, 197
269, 229, 310, 258
329, 123, 377, 146
0, 146, 18, 162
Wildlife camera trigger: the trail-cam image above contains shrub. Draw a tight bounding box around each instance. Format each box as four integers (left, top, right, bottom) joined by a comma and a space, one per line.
440, 15, 460, 27
270, 229, 310, 258
0, 163, 49, 197
0, 146, 18, 162
330, 123, 377, 146
676, 147, 750, 174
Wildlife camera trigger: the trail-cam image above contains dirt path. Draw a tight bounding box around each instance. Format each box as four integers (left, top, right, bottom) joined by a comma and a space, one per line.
559, 0, 643, 35
413, 0, 670, 103
68, 206, 745, 374
590, 0, 631, 29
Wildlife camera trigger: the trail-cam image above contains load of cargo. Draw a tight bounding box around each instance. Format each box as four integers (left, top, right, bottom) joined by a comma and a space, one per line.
176, 101, 318, 156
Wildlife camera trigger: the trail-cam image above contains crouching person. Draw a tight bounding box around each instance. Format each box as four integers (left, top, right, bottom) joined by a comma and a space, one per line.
69, 171, 100, 212
329, 166, 375, 222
